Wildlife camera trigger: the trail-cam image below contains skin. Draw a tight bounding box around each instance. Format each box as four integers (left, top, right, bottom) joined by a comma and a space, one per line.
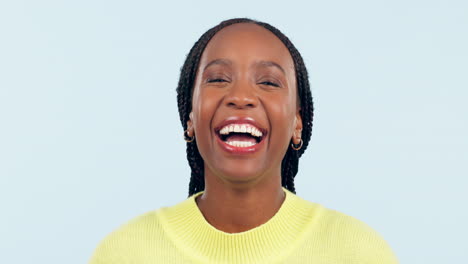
185, 23, 303, 233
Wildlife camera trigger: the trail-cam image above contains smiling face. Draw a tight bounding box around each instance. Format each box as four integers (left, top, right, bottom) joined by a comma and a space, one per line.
187, 23, 303, 187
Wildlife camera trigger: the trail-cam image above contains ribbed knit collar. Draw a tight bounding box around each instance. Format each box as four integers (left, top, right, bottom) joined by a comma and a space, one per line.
157, 187, 317, 264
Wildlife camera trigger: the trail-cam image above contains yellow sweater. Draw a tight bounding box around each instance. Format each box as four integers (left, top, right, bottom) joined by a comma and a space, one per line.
89, 187, 398, 263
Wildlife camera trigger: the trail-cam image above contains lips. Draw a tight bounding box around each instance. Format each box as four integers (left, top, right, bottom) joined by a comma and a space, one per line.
214, 116, 268, 154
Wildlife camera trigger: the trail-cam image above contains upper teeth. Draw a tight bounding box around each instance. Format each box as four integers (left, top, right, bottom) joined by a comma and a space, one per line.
219, 124, 263, 137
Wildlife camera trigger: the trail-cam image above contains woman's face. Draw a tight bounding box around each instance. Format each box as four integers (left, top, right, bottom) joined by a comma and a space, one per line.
187, 23, 302, 185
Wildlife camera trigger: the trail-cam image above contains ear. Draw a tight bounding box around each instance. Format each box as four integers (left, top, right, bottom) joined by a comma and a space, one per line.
186, 112, 195, 137
292, 108, 303, 145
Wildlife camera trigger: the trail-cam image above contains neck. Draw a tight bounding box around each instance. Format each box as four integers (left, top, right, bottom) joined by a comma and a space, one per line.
195, 171, 286, 233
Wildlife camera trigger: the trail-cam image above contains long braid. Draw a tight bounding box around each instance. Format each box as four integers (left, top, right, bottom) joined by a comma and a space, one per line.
176, 18, 314, 197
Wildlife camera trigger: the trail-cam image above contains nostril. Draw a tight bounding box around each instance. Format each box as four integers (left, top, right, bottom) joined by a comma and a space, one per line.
227, 102, 256, 109
225, 94, 258, 109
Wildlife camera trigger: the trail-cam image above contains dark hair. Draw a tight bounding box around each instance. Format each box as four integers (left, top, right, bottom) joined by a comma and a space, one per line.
176, 18, 314, 197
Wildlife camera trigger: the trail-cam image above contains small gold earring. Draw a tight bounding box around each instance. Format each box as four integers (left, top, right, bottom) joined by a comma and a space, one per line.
184, 129, 194, 142
291, 139, 303, 150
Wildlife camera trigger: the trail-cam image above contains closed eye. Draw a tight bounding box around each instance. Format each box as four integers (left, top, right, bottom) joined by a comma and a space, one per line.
260, 81, 280, 87
207, 78, 228, 83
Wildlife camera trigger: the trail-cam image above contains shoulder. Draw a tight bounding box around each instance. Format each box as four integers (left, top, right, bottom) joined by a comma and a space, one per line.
296, 196, 399, 263
88, 209, 165, 264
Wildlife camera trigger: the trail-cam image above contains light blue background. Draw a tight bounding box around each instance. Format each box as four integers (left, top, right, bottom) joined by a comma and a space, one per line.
1, 0, 467, 263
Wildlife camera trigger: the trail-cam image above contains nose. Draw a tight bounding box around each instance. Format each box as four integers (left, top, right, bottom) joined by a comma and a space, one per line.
224, 80, 258, 109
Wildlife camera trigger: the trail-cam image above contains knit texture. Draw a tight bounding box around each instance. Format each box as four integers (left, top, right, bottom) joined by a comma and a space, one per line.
89, 187, 399, 263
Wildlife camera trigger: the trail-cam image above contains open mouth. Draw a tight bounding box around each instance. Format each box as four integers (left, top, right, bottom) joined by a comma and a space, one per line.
215, 123, 266, 148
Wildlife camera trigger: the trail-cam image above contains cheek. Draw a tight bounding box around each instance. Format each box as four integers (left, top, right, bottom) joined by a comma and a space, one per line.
266, 96, 297, 144
269, 91, 296, 122
191, 88, 219, 135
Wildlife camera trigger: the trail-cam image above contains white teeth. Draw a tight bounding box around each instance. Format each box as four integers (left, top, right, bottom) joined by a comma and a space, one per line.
226, 141, 255, 147
240, 124, 247, 133
218, 123, 264, 138
254, 128, 263, 137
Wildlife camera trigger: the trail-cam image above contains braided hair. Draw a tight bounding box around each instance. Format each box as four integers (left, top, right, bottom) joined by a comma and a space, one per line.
176, 18, 314, 197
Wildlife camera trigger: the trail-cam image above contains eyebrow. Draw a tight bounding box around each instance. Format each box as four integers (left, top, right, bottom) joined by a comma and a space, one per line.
255, 60, 286, 75
203, 58, 232, 72
203, 58, 286, 75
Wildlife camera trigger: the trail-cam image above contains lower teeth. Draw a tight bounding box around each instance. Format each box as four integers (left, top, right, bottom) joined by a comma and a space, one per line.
225, 141, 256, 147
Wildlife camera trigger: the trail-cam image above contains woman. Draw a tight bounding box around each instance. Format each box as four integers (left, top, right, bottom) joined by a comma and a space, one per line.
89, 18, 399, 263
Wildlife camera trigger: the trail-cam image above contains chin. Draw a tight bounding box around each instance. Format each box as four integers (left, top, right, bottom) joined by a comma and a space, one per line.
215, 163, 267, 184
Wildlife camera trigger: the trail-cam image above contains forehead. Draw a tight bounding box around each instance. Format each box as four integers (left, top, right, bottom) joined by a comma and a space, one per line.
199, 23, 295, 73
